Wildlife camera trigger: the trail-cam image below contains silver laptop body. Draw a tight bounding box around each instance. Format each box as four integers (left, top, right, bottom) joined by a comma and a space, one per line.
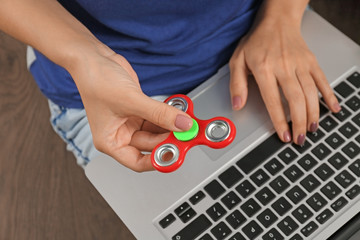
86, 10, 360, 240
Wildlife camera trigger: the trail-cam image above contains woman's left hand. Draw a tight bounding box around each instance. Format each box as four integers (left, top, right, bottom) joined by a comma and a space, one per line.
229, 12, 340, 145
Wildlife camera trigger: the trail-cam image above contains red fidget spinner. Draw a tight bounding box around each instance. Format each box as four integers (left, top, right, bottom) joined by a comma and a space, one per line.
151, 94, 236, 173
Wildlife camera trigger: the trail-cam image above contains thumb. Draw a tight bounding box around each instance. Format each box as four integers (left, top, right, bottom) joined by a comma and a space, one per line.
135, 94, 193, 132
229, 51, 249, 110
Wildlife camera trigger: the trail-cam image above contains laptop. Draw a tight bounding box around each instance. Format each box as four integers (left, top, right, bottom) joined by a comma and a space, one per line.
85, 10, 360, 240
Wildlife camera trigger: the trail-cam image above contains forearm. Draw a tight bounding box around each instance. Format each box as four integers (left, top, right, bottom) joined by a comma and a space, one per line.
256, 0, 309, 27
0, 0, 109, 73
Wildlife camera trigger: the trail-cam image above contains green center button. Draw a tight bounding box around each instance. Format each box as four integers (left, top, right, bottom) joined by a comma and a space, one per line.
174, 119, 199, 141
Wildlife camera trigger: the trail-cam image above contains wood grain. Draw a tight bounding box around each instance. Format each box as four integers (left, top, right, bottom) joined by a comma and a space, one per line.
0, 1, 358, 240
0, 32, 135, 240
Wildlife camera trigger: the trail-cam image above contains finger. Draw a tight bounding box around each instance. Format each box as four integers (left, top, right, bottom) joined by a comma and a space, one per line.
278, 72, 307, 145
130, 131, 169, 152
296, 70, 320, 132
252, 70, 292, 143
134, 94, 193, 132
141, 120, 168, 134
229, 51, 249, 110
311, 64, 341, 113
110, 146, 155, 172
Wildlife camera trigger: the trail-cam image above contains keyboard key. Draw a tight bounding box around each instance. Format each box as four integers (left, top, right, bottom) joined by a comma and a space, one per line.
301, 221, 318, 237
321, 181, 341, 200
286, 186, 306, 204
314, 163, 335, 181
347, 71, 360, 88
335, 170, 355, 188
342, 141, 360, 159
312, 143, 331, 160
278, 147, 298, 164
270, 175, 290, 194
352, 112, 360, 127
240, 198, 261, 217
357, 134, 360, 143
331, 196, 348, 212
221, 191, 241, 210
328, 152, 349, 170
204, 180, 226, 200
333, 106, 351, 121
175, 202, 191, 216
189, 191, 206, 205
211, 221, 232, 240
334, 81, 355, 98
218, 166, 243, 188
320, 116, 338, 132
172, 214, 212, 240
236, 133, 284, 174
242, 220, 263, 240
263, 228, 284, 240
228, 232, 245, 240
197, 234, 211, 240
290, 233, 303, 240
264, 158, 284, 176
298, 154, 317, 171
235, 180, 255, 198
257, 208, 278, 228
319, 103, 329, 118
180, 208, 197, 223
300, 174, 320, 193
225, 210, 246, 229
250, 168, 270, 187
199, 233, 214, 240
316, 208, 334, 224
325, 132, 345, 149
346, 184, 360, 199
284, 165, 304, 182
306, 192, 327, 212
292, 141, 312, 154
159, 213, 176, 229
349, 159, 360, 176
206, 202, 227, 222
292, 204, 313, 224
346, 95, 360, 111
272, 197, 292, 216
277, 216, 298, 236
255, 187, 275, 206
339, 122, 358, 138
307, 129, 325, 143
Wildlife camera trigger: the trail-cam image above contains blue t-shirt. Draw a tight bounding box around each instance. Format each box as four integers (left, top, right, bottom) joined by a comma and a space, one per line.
30, 0, 261, 108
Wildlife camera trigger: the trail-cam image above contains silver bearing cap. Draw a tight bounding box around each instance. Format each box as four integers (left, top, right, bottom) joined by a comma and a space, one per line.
205, 120, 231, 142
154, 144, 180, 167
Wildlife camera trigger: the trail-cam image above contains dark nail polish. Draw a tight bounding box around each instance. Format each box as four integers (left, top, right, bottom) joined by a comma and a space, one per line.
297, 134, 306, 146
310, 122, 318, 132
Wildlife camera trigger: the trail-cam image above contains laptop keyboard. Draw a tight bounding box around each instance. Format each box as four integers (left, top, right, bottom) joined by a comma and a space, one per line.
156, 70, 360, 240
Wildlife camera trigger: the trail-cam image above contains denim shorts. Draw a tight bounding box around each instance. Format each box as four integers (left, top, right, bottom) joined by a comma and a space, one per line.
48, 100, 101, 168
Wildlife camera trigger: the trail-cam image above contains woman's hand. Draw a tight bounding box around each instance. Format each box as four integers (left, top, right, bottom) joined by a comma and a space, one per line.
69, 45, 193, 172
229, 1, 340, 145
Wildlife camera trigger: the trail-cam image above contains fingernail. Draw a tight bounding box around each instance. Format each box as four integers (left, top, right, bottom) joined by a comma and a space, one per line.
310, 122, 318, 132
283, 130, 292, 142
232, 96, 242, 110
297, 134, 306, 146
333, 102, 341, 112
175, 115, 193, 131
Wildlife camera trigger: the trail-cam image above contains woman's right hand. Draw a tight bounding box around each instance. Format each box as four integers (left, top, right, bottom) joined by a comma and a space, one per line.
68, 44, 193, 172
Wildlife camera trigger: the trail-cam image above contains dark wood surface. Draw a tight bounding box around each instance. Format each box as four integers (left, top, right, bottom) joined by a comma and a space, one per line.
0, 2, 359, 240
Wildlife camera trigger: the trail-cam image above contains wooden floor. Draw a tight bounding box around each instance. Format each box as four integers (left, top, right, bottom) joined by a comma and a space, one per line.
0, 2, 359, 240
